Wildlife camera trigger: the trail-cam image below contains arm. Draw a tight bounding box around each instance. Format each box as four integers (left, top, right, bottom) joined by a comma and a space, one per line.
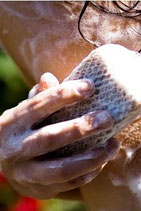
0, 1, 119, 201
0, 1, 94, 85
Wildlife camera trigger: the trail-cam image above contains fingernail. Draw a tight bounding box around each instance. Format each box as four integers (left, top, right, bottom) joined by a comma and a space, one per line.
40, 73, 59, 88
28, 84, 39, 99
90, 111, 114, 131
76, 79, 95, 98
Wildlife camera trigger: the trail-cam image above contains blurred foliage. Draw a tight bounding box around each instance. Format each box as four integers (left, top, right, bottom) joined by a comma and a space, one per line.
0, 48, 29, 114
44, 200, 87, 211
0, 49, 87, 211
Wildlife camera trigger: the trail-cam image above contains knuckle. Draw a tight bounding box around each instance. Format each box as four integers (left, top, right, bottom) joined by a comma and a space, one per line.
0, 134, 23, 162
75, 116, 94, 137
58, 83, 78, 98
0, 109, 13, 127
72, 121, 85, 138
1, 108, 12, 117
46, 132, 55, 142
40, 130, 57, 150
56, 86, 64, 98
0, 148, 22, 163
83, 114, 95, 131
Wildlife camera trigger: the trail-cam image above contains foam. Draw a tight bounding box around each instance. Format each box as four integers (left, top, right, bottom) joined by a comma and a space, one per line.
128, 176, 141, 206
109, 173, 124, 187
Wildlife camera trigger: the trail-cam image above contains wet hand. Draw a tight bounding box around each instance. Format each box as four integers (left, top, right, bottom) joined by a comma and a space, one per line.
0, 73, 119, 199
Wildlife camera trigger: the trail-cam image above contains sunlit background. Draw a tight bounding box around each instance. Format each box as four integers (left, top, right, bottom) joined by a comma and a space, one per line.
0, 48, 87, 211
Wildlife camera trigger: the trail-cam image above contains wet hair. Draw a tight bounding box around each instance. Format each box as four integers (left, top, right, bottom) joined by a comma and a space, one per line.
78, 1, 141, 52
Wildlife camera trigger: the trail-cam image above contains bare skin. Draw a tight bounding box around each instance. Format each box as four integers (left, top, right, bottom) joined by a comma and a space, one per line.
0, 1, 141, 210
0, 71, 117, 199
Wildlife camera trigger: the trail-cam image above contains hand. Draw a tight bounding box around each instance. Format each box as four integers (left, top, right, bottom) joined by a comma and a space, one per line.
0, 73, 119, 199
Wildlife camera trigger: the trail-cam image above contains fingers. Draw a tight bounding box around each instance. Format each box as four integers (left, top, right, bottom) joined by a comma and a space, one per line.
3, 139, 119, 199
28, 169, 102, 199
20, 110, 114, 160
13, 139, 118, 185
10, 169, 100, 199
50, 168, 102, 194
7, 79, 95, 127
27, 79, 95, 126
1, 110, 114, 162
28, 73, 59, 98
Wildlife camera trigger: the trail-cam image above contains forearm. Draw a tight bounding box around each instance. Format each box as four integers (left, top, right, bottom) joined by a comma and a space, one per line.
0, 1, 93, 85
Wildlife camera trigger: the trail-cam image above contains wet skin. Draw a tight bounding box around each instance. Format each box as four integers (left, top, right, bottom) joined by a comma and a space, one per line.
0, 1, 141, 210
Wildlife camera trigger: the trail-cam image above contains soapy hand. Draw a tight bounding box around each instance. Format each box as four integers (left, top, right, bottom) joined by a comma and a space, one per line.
0, 73, 119, 199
